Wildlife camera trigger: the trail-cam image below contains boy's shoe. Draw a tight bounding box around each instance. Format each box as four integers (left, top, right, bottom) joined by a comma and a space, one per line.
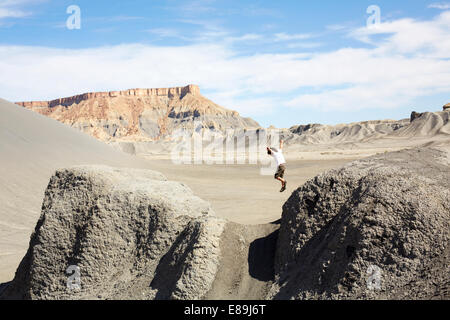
280, 181, 287, 192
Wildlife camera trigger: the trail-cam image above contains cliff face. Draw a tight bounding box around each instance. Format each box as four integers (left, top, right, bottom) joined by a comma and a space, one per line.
16, 85, 200, 109
16, 85, 259, 142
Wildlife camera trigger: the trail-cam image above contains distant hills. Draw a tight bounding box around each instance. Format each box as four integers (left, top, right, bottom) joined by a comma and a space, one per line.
15, 88, 450, 157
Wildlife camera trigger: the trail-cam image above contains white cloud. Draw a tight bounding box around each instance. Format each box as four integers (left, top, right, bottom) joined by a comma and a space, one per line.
286, 42, 322, 49
146, 28, 183, 39
274, 32, 313, 41
225, 33, 262, 42
349, 11, 450, 58
0, 0, 43, 20
428, 2, 450, 9
0, 11, 449, 118
0, 7, 28, 18
326, 24, 347, 31
178, 0, 217, 14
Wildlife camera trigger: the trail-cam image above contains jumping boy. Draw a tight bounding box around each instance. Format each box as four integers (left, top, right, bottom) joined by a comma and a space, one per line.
267, 139, 287, 192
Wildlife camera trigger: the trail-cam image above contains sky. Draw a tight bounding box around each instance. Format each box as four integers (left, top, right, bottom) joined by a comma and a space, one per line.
0, 0, 449, 128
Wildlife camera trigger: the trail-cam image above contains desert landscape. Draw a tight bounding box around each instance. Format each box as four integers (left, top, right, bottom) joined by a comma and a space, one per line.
0, 85, 449, 300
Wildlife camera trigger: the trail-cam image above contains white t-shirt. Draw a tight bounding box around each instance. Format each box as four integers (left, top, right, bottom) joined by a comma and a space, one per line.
271, 149, 286, 166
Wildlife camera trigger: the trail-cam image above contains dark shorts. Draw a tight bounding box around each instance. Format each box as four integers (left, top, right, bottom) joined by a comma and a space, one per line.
274, 164, 286, 179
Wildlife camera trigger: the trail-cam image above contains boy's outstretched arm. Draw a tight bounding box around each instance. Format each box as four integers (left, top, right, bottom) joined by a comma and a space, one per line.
280, 139, 284, 150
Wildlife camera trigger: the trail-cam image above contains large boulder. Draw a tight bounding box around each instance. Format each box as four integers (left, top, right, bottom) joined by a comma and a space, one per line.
1, 165, 226, 300
269, 147, 450, 299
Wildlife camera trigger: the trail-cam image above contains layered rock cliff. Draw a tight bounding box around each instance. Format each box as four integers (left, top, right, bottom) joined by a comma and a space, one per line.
16, 85, 201, 109
16, 85, 259, 143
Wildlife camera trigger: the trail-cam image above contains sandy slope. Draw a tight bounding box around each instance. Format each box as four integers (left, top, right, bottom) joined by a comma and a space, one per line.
0, 99, 153, 282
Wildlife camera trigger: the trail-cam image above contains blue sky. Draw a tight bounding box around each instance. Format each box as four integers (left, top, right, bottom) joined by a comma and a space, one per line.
0, 0, 450, 127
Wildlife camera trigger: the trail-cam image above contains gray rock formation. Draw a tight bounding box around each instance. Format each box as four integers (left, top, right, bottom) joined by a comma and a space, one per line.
285, 110, 450, 147
393, 111, 450, 137
269, 147, 450, 299
1, 165, 226, 300
285, 119, 410, 146
2, 147, 449, 300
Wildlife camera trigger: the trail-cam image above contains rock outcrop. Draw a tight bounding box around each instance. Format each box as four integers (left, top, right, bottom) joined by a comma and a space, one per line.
16, 85, 260, 144
2, 146, 449, 300
393, 111, 450, 137
410, 111, 424, 122
269, 147, 450, 299
0, 165, 278, 300
1, 165, 227, 300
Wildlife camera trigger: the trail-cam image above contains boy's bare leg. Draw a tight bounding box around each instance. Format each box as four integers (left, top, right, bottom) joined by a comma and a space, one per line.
276, 177, 286, 192
276, 177, 285, 186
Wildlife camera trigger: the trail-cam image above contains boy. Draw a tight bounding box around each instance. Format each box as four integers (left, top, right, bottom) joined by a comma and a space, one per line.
267, 139, 287, 192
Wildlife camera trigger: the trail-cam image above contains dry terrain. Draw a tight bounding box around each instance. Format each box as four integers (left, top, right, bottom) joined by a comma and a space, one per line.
1, 146, 448, 300
0, 98, 353, 283
1, 92, 449, 299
